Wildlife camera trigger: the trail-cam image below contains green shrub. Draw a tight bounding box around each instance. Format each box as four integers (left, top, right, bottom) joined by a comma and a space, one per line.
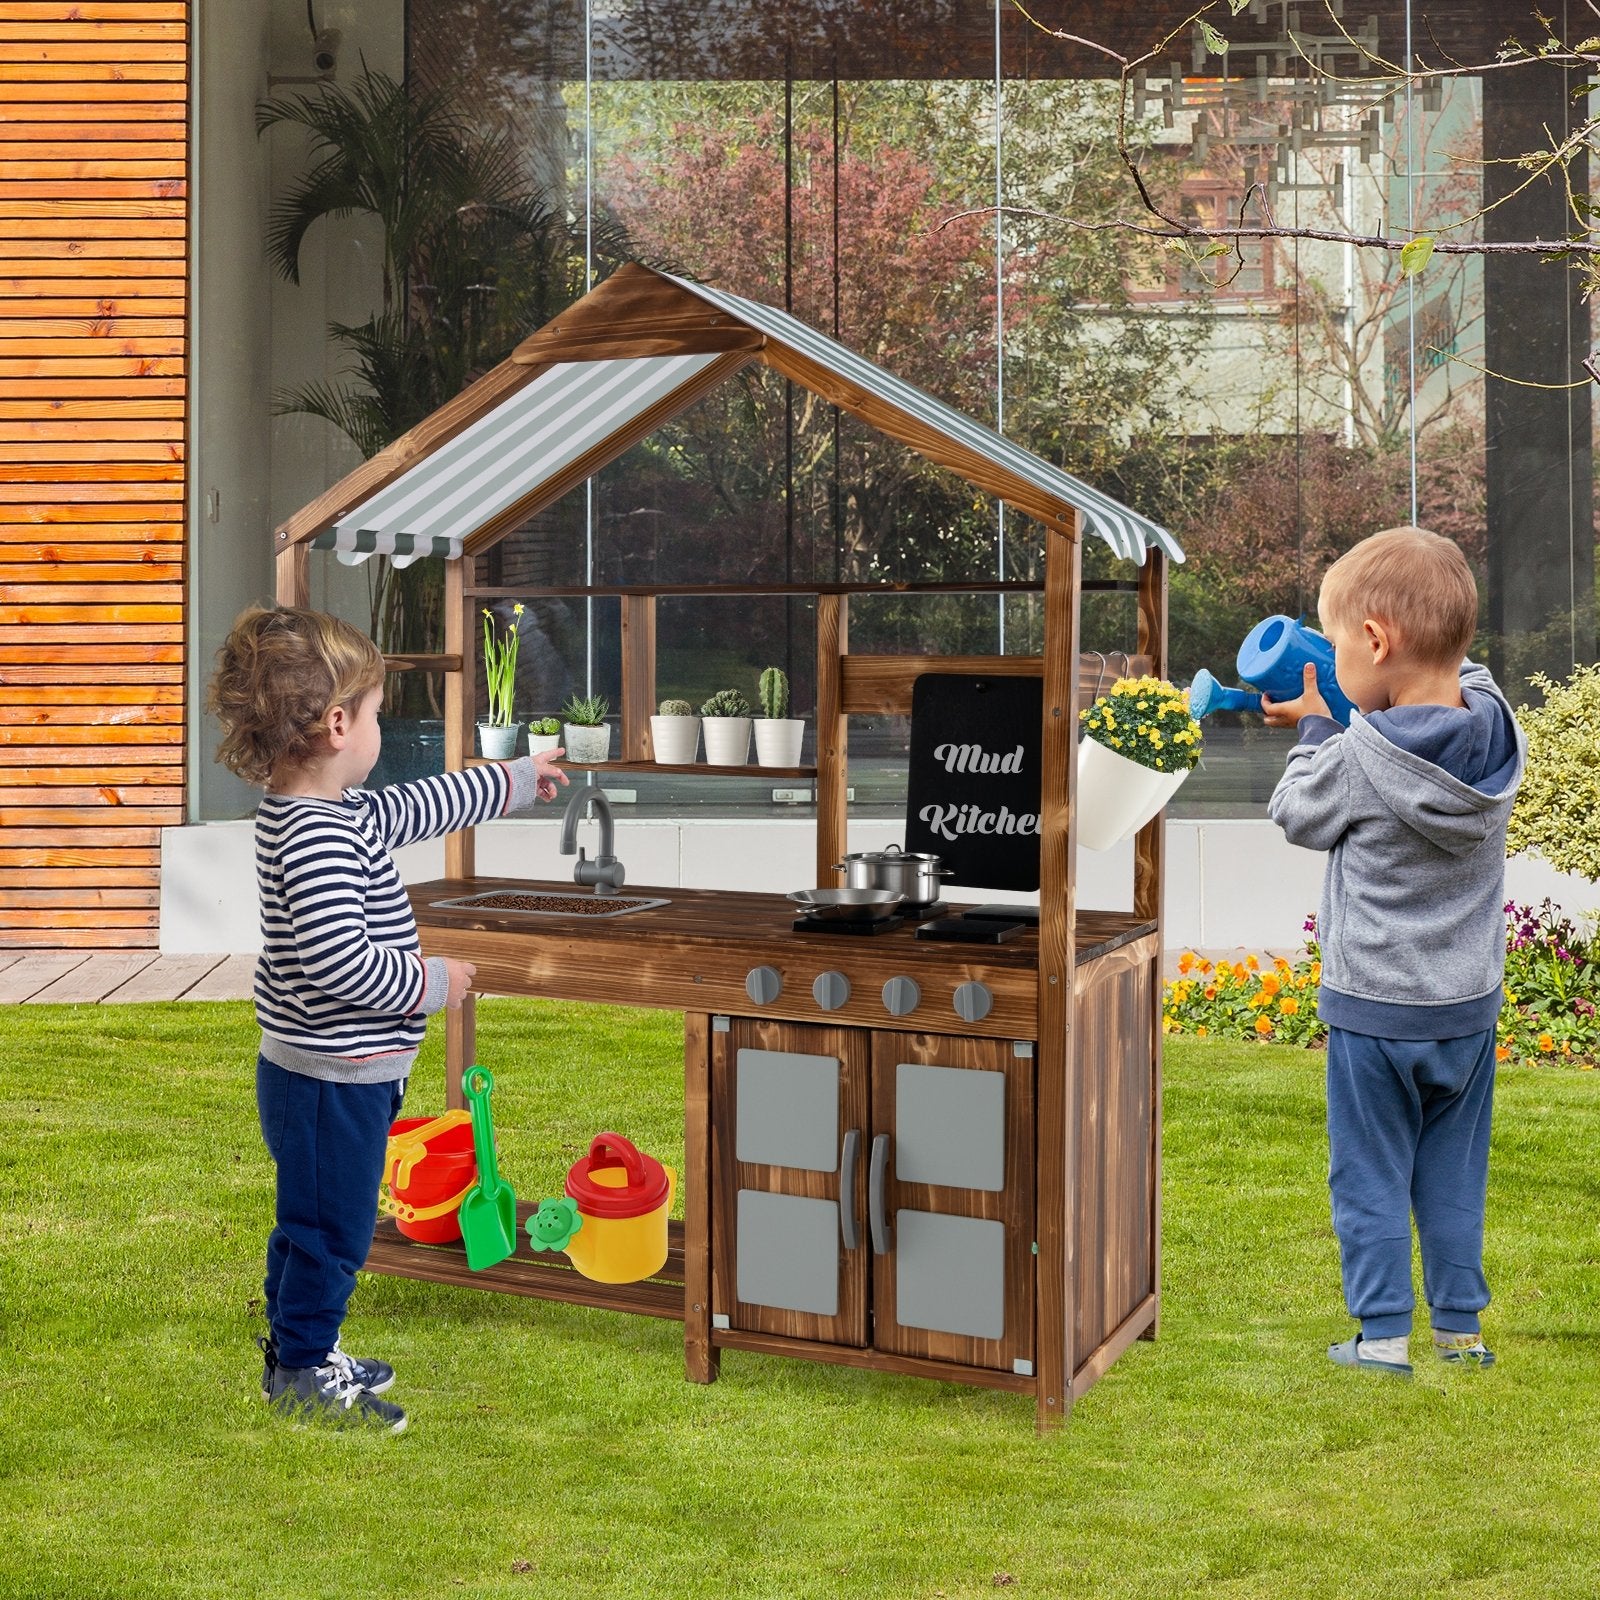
1507, 664, 1600, 880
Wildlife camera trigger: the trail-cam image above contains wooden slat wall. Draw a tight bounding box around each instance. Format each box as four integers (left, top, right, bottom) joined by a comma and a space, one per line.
0, 1, 187, 949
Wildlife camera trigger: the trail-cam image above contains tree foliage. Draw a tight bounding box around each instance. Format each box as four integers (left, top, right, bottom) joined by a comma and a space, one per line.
1508, 665, 1600, 881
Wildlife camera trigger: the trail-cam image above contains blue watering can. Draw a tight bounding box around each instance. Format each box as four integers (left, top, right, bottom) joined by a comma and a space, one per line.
1188, 615, 1357, 726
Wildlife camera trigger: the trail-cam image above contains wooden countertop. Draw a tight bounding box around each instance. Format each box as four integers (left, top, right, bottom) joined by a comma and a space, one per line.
410, 878, 1155, 1040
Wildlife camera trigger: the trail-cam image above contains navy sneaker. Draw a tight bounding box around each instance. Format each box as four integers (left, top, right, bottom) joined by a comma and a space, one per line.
259, 1335, 395, 1399
267, 1359, 406, 1433
1435, 1332, 1496, 1367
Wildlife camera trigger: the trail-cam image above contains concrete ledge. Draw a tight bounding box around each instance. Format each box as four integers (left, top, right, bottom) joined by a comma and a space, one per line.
159, 816, 1600, 956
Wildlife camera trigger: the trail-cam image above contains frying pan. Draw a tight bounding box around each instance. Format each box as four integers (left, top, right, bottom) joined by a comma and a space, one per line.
787, 887, 905, 923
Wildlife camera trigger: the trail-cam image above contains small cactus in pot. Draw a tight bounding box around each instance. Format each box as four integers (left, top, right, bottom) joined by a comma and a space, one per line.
649, 697, 700, 765
699, 688, 752, 765
753, 665, 805, 768
560, 692, 611, 765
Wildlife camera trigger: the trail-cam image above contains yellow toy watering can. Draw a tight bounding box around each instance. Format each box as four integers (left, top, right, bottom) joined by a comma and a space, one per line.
527, 1132, 675, 1284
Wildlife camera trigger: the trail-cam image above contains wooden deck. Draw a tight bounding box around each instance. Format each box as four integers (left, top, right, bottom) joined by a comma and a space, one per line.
0, 951, 256, 1004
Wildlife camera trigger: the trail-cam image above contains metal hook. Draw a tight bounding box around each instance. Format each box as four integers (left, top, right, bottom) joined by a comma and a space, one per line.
1087, 650, 1108, 704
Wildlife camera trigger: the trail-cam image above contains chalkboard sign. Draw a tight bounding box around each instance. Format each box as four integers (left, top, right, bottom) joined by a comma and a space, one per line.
905, 673, 1043, 892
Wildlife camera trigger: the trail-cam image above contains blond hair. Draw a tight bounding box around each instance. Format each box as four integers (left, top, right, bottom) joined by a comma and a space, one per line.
207, 605, 384, 785
1317, 526, 1478, 667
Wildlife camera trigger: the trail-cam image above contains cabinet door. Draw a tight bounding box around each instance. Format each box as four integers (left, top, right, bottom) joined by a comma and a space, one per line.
868, 1033, 1035, 1374
711, 1018, 870, 1346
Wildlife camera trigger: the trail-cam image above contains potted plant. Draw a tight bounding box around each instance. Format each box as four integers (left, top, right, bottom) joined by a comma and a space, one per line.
699, 688, 752, 765
752, 666, 804, 767
477, 604, 523, 759
649, 698, 700, 764
560, 693, 611, 764
1076, 675, 1203, 851
526, 716, 563, 758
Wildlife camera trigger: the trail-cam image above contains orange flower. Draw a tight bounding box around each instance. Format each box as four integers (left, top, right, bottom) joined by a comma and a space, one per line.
1197, 959, 1212, 975
1245, 954, 1260, 972
1260, 972, 1281, 996
1177, 952, 1195, 974
1249, 990, 1272, 1008
1255, 1015, 1274, 1036
1196, 1025, 1208, 1038
1562, 1040, 1572, 1055
1495, 1045, 1511, 1063
1204, 985, 1218, 1000
1278, 996, 1300, 1016
1310, 961, 1322, 983
1274, 957, 1292, 973
1538, 1033, 1555, 1053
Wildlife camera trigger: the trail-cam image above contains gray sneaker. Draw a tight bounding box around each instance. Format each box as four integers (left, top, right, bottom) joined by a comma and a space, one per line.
267, 1359, 407, 1432
259, 1335, 395, 1399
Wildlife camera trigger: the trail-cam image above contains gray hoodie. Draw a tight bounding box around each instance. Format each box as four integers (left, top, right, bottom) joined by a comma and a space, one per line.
1267, 661, 1526, 1039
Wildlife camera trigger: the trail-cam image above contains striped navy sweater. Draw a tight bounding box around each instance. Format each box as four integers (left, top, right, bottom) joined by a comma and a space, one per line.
254, 759, 539, 1083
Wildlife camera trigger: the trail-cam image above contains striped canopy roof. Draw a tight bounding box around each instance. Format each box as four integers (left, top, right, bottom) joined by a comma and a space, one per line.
296, 264, 1183, 569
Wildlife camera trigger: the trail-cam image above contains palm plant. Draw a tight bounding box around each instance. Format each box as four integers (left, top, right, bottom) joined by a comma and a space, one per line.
257, 68, 641, 713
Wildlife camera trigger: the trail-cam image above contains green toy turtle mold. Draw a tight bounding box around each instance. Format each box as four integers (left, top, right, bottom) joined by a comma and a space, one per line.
527, 1196, 583, 1253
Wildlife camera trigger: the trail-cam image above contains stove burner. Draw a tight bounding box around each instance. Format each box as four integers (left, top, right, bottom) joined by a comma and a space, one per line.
792, 914, 907, 936
899, 901, 948, 921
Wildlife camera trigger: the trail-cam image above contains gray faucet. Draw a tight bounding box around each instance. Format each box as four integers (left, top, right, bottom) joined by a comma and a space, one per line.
559, 783, 626, 893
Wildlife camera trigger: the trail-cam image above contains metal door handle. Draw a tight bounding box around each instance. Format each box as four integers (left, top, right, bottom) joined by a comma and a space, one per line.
868, 1133, 892, 1255
839, 1129, 861, 1249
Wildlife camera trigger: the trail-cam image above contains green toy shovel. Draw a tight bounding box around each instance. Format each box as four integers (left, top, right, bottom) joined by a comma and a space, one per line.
458, 1066, 517, 1270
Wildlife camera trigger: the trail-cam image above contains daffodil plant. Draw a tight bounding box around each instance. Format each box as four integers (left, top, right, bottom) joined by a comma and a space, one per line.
1079, 675, 1202, 773
481, 604, 523, 728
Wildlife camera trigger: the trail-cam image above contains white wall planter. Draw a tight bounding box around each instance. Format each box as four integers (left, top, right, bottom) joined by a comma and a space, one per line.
476, 722, 520, 759
753, 718, 805, 767
1076, 736, 1190, 851
701, 716, 752, 766
649, 714, 700, 764
562, 722, 611, 764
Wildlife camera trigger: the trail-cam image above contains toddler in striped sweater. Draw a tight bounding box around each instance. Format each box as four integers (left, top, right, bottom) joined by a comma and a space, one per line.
208, 604, 567, 1431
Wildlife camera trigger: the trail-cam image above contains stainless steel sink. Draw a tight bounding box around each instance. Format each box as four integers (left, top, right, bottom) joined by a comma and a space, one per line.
431, 890, 669, 919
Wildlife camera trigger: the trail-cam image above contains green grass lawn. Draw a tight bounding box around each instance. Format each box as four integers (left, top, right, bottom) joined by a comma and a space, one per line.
3, 1000, 1599, 1600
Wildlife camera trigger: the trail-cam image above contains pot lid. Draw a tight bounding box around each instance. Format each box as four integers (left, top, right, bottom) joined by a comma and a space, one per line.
565, 1132, 671, 1218
841, 845, 943, 866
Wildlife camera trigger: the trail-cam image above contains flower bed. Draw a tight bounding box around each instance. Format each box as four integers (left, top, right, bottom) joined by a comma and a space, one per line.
1164, 904, 1600, 1068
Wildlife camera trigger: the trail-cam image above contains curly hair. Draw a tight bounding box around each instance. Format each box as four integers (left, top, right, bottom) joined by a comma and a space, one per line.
207, 606, 384, 785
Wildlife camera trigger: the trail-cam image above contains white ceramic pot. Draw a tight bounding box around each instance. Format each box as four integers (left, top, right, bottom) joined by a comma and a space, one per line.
476, 722, 520, 759
1076, 736, 1191, 851
527, 732, 562, 759
649, 714, 700, 764
562, 722, 611, 764
753, 718, 805, 767
701, 715, 752, 766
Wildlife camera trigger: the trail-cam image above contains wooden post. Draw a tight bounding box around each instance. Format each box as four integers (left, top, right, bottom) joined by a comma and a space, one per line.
1034, 515, 1082, 1431
815, 593, 849, 884
621, 595, 658, 762
444, 557, 475, 1107
682, 1010, 719, 1382
274, 539, 309, 608
1133, 549, 1168, 1338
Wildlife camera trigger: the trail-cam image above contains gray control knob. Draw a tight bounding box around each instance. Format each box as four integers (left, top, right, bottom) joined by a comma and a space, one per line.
952, 981, 994, 1024
882, 976, 921, 1017
745, 966, 782, 1005
813, 971, 851, 1011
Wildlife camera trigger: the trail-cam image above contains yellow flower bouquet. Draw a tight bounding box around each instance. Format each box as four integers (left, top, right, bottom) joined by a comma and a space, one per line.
1076, 676, 1202, 850
1079, 675, 1203, 774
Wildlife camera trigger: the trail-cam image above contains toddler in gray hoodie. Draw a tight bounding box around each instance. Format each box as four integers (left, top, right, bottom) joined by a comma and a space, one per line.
1263, 527, 1525, 1376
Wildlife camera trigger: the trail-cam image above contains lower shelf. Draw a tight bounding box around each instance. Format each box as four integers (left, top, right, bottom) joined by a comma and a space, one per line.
364, 1205, 686, 1321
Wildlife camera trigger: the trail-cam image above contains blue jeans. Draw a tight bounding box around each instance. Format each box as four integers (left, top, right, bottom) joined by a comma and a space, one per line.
1326, 1026, 1496, 1340
256, 1056, 405, 1369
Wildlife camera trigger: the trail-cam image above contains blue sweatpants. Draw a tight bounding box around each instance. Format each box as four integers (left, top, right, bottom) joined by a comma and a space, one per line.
256, 1056, 405, 1370
1325, 1026, 1497, 1341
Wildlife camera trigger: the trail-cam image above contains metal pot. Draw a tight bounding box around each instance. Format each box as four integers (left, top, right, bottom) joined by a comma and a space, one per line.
833, 844, 951, 907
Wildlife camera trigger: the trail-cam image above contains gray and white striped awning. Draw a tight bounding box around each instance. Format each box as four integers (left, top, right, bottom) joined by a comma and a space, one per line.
659, 273, 1183, 565
314, 351, 724, 565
